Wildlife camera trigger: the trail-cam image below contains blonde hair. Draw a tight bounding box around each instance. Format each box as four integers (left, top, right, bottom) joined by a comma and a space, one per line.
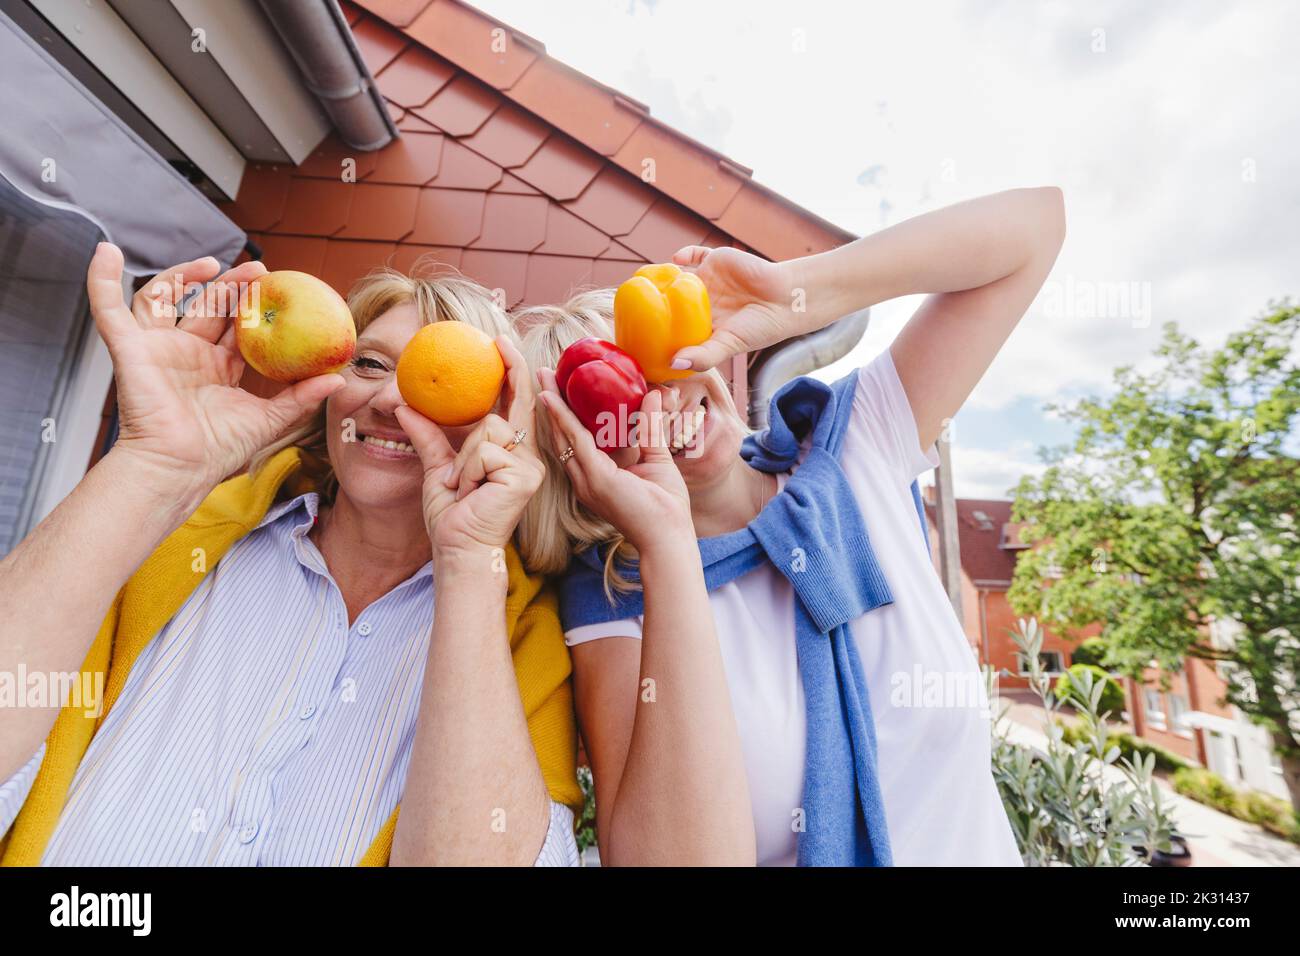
248, 258, 512, 502
513, 289, 640, 597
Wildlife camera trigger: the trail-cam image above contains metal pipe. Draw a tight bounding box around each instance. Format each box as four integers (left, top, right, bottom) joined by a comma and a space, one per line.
747, 308, 871, 427
255, 0, 396, 151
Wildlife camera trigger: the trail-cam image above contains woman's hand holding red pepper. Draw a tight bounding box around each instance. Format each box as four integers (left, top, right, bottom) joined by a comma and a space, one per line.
537, 370, 692, 552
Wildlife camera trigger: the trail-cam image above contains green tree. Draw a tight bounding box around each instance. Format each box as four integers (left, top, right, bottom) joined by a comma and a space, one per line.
1008, 302, 1300, 813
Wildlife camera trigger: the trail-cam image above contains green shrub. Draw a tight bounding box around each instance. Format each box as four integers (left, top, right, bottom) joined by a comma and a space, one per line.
991, 618, 1179, 866
1057, 721, 1193, 774
1173, 768, 1300, 842
575, 765, 597, 855
1054, 663, 1126, 716
1070, 637, 1110, 668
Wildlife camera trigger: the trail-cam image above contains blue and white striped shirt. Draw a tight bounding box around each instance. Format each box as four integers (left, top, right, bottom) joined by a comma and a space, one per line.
0, 492, 577, 865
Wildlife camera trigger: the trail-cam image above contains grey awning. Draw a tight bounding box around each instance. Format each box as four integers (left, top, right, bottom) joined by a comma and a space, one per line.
0, 8, 245, 274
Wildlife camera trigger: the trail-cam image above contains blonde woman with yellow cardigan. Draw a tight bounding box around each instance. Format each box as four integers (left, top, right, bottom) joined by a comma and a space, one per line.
0, 245, 580, 866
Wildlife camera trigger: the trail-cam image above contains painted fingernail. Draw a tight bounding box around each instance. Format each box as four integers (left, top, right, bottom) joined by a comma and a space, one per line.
670, 357, 692, 370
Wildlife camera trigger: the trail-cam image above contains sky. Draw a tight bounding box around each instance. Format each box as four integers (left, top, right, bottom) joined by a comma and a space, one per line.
478, 0, 1300, 498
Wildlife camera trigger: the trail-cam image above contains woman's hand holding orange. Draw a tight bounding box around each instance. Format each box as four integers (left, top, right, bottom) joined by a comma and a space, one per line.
394, 335, 544, 559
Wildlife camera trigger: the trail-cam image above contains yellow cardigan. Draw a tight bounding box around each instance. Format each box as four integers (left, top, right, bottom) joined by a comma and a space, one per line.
0, 446, 581, 866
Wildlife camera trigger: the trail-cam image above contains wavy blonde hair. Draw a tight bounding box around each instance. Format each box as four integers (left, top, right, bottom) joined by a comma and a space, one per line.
513, 289, 641, 597
248, 258, 512, 502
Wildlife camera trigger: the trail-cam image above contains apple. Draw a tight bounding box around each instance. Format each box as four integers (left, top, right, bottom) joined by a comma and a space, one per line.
235, 270, 356, 383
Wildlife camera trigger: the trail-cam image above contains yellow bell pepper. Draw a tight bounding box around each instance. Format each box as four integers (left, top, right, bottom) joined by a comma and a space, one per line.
613, 263, 712, 383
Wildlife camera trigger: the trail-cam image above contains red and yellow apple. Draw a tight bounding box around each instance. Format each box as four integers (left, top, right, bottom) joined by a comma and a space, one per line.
235, 270, 356, 383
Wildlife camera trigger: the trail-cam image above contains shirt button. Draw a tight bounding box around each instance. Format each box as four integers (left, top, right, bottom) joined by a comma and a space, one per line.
299, 704, 316, 719
237, 823, 258, 844
357, 621, 373, 636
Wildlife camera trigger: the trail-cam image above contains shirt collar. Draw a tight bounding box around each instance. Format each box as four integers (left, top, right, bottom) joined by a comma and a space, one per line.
255, 491, 320, 533
256, 492, 434, 585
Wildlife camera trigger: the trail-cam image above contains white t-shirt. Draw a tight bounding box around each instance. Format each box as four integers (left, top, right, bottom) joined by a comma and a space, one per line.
565, 348, 1023, 866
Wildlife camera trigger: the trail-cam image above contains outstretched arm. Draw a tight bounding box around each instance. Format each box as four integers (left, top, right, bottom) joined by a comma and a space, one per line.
672, 186, 1067, 447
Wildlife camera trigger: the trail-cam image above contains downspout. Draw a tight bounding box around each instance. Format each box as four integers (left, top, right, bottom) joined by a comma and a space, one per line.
748, 308, 871, 426
255, 0, 397, 151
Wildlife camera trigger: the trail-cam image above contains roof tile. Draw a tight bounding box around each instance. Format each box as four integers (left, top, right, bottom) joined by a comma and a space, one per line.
403, 0, 541, 90
590, 258, 640, 289
390, 243, 464, 273
425, 139, 503, 190
334, 183, 419, 240
511, 133, 603, 201
459, 249, 528, 307
396, 111, 440, 133
375, 44, 457, 108
412, 72, 501, 137
562, 166, 657, 237
459, 103, 550, 169
714, 184, 851, 260
490, 172, 540, 195
407, 187, 486, 245
507, 58, 644, 156
597, 239, 644, 260
349, 0, 432, 29
321, 239, 398, 296
219, 163, 292, 232
350, 14, 408, 75
365, 131, 445, 184
617, 199, 711, 262
535, 206, 611, 257
294, 134, 378, 180
523, 254, 595, 306
470, 193, 548, 251
611, 122, 746, 219
277, 178, 354, 236
253, 233, 329, 277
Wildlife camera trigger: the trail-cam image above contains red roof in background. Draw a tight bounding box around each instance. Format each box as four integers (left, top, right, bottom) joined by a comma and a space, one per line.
220, 0, 857, 308
924, 498, 1020, 588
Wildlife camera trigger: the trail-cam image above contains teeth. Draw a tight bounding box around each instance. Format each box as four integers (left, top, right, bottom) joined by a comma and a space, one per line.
363, 434, 415, 453
670, 406, 706, 455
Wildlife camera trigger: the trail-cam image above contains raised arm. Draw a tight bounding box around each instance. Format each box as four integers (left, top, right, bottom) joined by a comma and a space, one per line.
0, 243, 344, 783
390, 338, 570, 865
671, 186, 1066, 447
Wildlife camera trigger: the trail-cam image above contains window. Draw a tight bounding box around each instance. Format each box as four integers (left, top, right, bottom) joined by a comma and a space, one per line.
1017, 651, 1064, 676
1144, 689, 1166, 728
0, 173, 103, 558
1168, 693, 1189, 730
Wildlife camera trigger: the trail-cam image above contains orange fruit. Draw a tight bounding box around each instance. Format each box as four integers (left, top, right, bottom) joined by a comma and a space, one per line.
396, 322, 505, 427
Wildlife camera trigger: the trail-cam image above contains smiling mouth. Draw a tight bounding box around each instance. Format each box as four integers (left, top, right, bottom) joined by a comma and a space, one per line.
670, 395, 708, 457
360, 434, 416, 455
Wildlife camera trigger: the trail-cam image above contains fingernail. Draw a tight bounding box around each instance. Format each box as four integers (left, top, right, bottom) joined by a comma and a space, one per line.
670, 357, 692, 370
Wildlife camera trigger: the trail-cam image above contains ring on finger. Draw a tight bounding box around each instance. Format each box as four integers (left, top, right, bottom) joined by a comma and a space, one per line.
504, 427, 528, 452
558, 445, 575, 463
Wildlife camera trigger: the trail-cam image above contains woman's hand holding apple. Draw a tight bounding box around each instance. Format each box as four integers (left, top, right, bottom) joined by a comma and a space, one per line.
88, 242, 346, 505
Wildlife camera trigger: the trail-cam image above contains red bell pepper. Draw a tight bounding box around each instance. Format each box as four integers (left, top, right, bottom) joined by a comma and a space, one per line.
555, 337, 648, 451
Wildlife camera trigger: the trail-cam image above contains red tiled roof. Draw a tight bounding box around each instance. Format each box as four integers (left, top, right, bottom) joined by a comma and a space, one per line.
924, 498, 1019, 588
223, 0, 856, 307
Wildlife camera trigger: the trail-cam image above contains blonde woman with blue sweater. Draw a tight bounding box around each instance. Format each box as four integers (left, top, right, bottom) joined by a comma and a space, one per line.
517, 187, 1066, 866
